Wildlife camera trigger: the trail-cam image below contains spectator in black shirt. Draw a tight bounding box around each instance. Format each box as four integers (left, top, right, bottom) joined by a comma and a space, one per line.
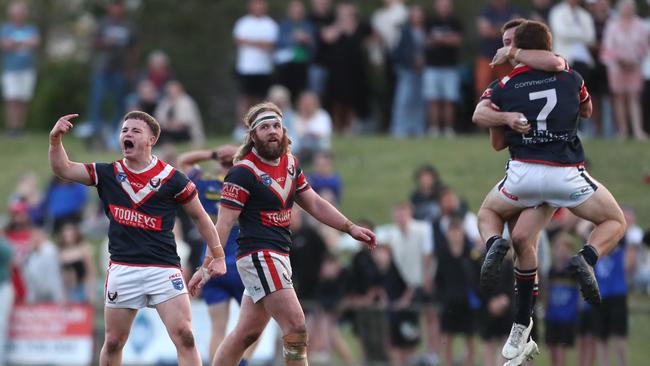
436, 217, 480, 366
423, 0, 464, 137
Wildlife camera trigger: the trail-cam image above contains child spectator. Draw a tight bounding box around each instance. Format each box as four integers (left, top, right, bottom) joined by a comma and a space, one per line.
545, 232, 580, 366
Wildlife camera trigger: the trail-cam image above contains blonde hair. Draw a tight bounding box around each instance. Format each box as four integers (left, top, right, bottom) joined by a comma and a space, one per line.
235, 102, 291, 162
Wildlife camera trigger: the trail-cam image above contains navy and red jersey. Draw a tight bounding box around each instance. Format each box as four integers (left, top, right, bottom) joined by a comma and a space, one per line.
85, 156, 197, 267
481, 64, 591, 166
220, 150, 310, 257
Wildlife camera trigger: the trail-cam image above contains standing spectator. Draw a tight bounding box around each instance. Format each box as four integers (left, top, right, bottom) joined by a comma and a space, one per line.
4, 200, 34, 266
307, 0, 335, 97
58, 223, 96, 303
346, 220, 391, 365
549, 0, 595, 102
475, 0, 524, 100
545, 232, 580, 366
276, 0, 315, 102
377, 202, 433, 366
140, 50, 173, 98
371, 0, 408, 132
128, 79, 158, 115
531, 0, 554, 24
0, 1, 39, 137
290, 206, 328, 306
154, 80, 205, 147
311, 254, 356, 366
306, 151, 341, 204
38, 176, 89, 232
480, 253, 514, 366
409, 164, 443, 221
294, 91, 332, 161
586, 0, 612, 137
590, 212, 638, 366
22, 229, 65, 303
424, 0, 463, 137
390, 4, 427, 138
87, 0, 137, 146
435, 217, 479, 366
233, 0, 278, 133
0, 237, 14, 366
433, 186, 481, 248
267, 84, 298, 147
322, 2, 371, 133
600, 0, 649, 140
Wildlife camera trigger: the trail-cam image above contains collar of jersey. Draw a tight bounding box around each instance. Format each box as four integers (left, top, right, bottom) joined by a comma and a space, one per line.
252, 148, 280, 166
121, 155, 158, 174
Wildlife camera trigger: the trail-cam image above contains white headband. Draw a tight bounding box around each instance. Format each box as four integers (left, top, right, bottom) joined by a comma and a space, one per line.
250, 111, 282, 131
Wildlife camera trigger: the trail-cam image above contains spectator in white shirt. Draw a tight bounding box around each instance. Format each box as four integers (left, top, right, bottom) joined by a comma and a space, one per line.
294, 91, 332, 161
376, 202, 434, 365
549, 0, 596, 85
233, 0, 279, 132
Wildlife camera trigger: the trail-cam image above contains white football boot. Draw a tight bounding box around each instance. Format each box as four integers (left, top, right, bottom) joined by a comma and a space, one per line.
502, 319, 534, 359
503, 339, 540, 366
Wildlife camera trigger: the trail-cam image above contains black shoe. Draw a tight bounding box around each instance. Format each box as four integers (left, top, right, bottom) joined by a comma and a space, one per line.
480, 238, 510, 295
568, 254, 601, 305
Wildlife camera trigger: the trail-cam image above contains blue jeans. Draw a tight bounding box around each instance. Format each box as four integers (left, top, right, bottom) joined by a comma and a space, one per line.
88, 69, 127, 134
391, 67, 425, 137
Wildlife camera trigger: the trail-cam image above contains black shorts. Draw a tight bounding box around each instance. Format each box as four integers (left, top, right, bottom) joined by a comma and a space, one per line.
578, 308, 597, 336
591, 295, 628, 339
388, 309, 421, 347
237, 73, 272, 98
440, 302, 475, 335
545, 321, 577, 346
479, 312, 513, 340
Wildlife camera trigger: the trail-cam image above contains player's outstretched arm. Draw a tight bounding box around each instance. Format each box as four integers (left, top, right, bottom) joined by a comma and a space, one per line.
177, 145, 238, 173
491, 46, 566, 72
472, 100, 530, 134
183, 196, 226, 273
296, 188, 376, 249
48, 114, 93, 186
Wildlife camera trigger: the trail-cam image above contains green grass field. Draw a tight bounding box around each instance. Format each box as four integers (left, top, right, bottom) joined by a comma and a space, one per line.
2, 133, 649, 365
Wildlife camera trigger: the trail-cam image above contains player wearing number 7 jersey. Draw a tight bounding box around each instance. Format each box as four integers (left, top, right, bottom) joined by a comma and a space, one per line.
473, 20, 626, 364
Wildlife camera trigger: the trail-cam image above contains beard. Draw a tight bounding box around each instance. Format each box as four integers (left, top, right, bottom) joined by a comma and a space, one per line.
253, 133, 290, 161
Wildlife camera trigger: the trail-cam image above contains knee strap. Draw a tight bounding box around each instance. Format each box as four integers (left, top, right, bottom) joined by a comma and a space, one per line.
283, 332, 308, 361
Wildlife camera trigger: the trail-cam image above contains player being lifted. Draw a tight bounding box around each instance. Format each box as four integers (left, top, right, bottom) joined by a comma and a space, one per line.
473, 20, 625, 364
188, 102, 376, 366
49, 111, 226, 366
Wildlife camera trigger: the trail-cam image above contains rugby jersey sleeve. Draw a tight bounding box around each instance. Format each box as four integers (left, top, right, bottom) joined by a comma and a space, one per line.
295, 161, 310, 193
83, 162, 111, 187
220, 166, 254, 211
480, 79, 502, 109
172, 170, 198, 204
570, 69, 591, 104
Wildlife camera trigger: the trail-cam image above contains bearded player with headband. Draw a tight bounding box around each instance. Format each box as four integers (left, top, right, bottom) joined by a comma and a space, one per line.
188, 102, 376, 366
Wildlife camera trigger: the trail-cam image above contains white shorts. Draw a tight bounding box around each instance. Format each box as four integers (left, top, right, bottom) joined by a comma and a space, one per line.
104, 262, 187, 309
2, 70, 36, 101
236, 250, 293, 303
497, 160, 598, 208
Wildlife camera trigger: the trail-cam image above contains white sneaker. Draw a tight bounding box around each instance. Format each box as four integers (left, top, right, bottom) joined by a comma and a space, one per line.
503, 339, 540, 366
502, 319, 533, 359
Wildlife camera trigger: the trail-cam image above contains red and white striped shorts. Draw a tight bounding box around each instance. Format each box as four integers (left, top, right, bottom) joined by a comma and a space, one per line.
236, 250, 293, 303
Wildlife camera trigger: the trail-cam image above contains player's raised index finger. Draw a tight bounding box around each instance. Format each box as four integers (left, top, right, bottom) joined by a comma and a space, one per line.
59, 114, 80, 121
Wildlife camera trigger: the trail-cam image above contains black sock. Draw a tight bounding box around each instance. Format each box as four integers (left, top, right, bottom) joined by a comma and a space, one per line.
531, 283, 539, 316
486, 235, 502, 252
514, 267, 536, 326
579, 244, 599, 266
